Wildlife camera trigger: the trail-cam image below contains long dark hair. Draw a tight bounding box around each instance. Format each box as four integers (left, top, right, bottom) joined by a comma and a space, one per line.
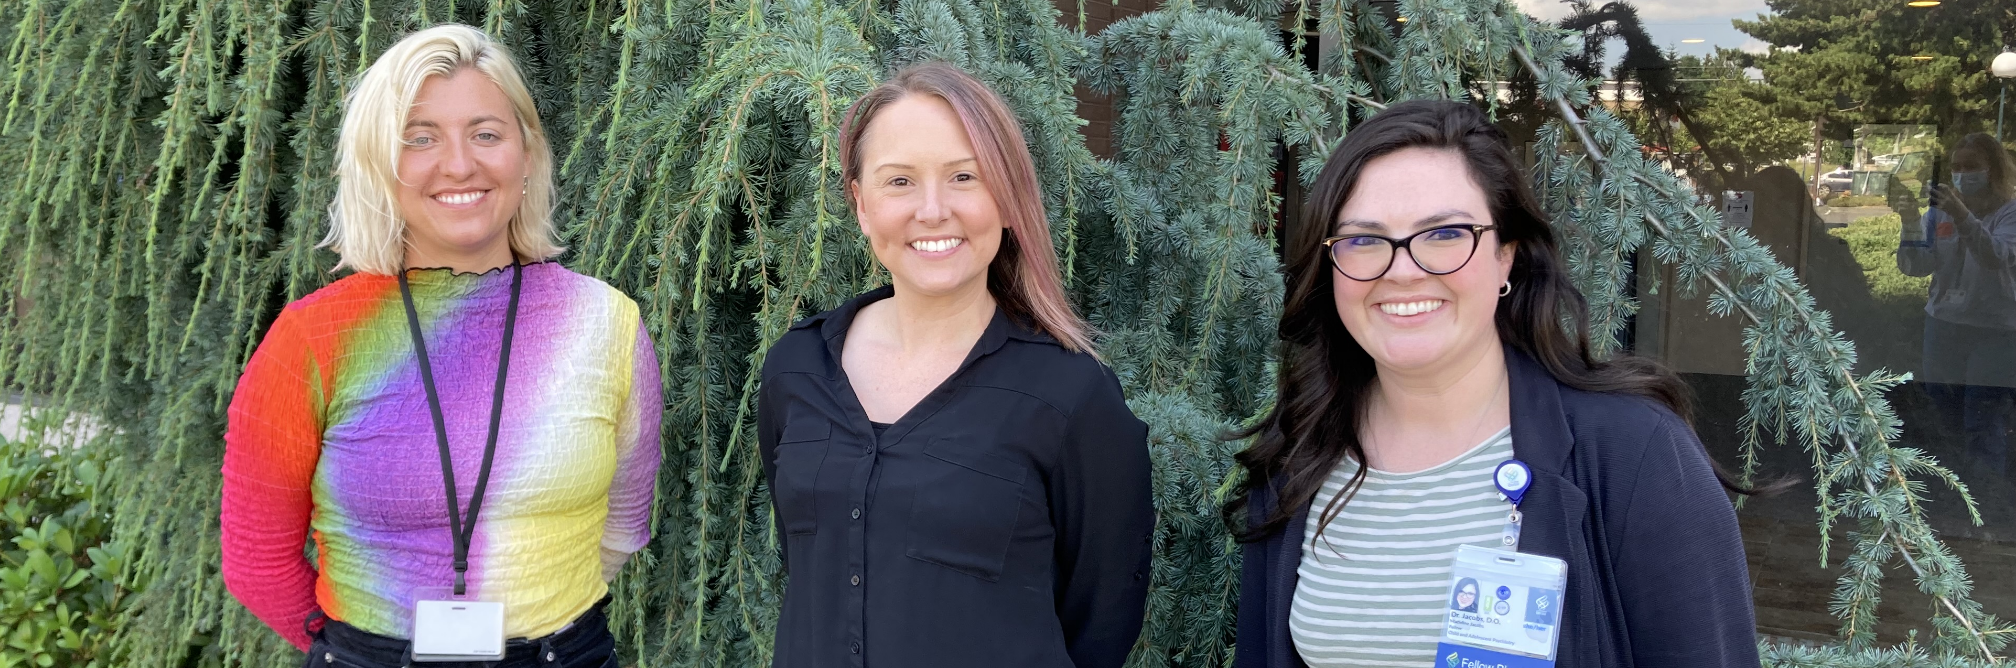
1225, 100, 1758, 543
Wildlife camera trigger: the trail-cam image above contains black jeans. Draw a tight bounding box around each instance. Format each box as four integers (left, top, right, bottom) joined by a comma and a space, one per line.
303, 599, 617, 668
1921, 316, 2016, 477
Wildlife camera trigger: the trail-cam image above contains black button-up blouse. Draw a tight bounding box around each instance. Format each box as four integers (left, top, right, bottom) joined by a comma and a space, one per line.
757, 286, 1155, 668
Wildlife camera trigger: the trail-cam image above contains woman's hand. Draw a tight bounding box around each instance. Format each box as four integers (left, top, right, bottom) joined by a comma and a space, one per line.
1884, 178, 1920, 220
1930, 183, 1981, 235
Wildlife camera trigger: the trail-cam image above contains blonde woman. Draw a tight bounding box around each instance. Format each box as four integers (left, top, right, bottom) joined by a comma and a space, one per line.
1896, 133, 2016, 478
756, 61, 1154, 668
220, 24, 661, 667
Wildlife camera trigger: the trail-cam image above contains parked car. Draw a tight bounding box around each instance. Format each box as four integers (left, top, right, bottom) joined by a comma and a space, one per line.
1816, 169, 1853, 198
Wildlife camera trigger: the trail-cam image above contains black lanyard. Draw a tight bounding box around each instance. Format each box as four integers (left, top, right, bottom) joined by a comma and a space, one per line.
398, 261, 522, 596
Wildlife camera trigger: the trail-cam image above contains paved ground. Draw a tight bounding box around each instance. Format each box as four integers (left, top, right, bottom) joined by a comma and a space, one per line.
1685, 372, 2016, 644
1746, 512, 2016, 644
1, 400, 102, 446
3, 401, 30, 440
1817, 205, 1896, 228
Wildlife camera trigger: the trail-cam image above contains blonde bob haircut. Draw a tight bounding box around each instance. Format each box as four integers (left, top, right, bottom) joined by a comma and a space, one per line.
322, 24, 561, 275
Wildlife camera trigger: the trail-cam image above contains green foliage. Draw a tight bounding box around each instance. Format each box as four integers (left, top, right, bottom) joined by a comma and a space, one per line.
1682, 66, 1815, 174
1733, 0, 2011, 140
1518, 7, 2009, 657
1614, 54, 1812, 181
1827, 195, 1890, 208
1824, 213, 1931, 307
0, 420, 135, 668
1763, 638, 2009, 668
0, 0, 2008, 665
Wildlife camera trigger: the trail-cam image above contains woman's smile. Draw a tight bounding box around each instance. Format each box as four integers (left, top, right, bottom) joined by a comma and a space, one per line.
909, 236, 966, 256
430, 188, 490, 208
1375, 298, 1447, 319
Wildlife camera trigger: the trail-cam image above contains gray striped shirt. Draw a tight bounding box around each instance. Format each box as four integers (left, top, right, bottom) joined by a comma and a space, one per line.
1289, 428, 1515, 667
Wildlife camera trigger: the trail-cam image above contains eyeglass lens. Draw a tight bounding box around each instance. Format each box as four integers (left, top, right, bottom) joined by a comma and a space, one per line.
1331, 227, 1481, 281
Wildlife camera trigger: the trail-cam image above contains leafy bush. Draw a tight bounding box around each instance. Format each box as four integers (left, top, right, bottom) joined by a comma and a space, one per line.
1826, 194, 1890, 208
1827, 213, 1933, 307
1762, 639, 2006, 667
1, 419, 135, 668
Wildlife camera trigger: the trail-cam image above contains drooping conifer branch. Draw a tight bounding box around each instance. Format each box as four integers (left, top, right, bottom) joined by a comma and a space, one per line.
2, 0, 2007, 665
1505, 18, 2007, 661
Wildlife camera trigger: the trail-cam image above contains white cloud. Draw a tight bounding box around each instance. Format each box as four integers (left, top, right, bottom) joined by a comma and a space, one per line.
1511, 0, 1575, 22
1739, 38, 1771, 55
1632, 0, 1769, 22
1512, 0, 1770, 23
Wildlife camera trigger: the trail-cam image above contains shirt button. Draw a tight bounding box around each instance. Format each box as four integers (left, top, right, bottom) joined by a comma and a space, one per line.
850, 642, 862, 654
851, 507, 862, 519
851, 574, 861, 586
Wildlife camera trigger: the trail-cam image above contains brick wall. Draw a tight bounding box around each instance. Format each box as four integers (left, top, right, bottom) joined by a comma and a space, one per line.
1055, 0, 1160, 157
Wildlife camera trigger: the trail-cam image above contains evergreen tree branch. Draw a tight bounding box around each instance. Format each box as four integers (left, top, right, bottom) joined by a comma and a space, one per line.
1508, 31, 2005, 661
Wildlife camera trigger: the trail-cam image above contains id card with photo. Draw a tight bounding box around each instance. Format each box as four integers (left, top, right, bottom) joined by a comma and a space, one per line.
410, 587, 505, 662
1435, 544, 1567, 668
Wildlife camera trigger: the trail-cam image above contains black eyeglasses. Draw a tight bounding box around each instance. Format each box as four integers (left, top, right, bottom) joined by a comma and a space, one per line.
1320, 224, 1498, 281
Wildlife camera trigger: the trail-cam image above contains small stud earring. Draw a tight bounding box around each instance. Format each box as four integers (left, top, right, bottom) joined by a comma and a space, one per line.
1499, 281, 1512, 297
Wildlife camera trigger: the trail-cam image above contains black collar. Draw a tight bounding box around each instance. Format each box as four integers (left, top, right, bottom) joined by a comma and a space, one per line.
792, 286, 1056, 371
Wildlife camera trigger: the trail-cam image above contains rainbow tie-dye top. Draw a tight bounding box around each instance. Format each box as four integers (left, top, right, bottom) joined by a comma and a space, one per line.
221, 262, 662, 649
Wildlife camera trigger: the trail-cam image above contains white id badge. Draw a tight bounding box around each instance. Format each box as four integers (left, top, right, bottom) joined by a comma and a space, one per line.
1435, 544, 1567, 668
410, 588, 505, 662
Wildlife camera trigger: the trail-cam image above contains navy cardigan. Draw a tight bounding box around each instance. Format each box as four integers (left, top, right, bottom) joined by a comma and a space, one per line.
1235, 346, 1761, 668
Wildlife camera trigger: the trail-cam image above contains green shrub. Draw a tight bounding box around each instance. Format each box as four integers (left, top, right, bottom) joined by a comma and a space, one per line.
1827, 194, 1890, 208
1762, 638, 2006, 667
1, 419, 135, 668
1827, 213, 1934, 307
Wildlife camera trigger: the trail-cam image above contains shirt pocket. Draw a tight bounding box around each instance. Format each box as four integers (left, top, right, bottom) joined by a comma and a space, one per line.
773, 419, 832, 536
905, 436, 1027, 582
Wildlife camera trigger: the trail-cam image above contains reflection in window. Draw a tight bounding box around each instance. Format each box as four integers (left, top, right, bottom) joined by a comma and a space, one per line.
1523, 0, 2016, 647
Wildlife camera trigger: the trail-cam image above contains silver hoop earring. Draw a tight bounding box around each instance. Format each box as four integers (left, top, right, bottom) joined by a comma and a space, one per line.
1499, 281, 1512, 297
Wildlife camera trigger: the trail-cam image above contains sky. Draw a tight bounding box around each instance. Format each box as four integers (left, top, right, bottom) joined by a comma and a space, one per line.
1512, 0, 1777, 62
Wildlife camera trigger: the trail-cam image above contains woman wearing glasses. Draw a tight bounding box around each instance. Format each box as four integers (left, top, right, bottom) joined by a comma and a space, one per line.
1226, 100, 1765, 668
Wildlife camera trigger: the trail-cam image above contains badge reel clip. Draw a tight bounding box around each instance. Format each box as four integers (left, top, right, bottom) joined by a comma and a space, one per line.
1434, 460, 1569, 668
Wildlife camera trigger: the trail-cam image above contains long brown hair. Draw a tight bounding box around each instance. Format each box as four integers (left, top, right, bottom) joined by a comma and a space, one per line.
1225, 100, 1763, 543
838, 61, 1093, 353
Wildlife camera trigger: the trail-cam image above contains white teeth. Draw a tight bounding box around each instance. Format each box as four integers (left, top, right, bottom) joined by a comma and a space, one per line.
435, 191, 485, 205
910, 238, 964, 253
1378, 300, 1445, 317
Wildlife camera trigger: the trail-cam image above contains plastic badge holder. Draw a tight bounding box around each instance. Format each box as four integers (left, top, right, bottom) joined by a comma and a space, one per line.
410, 587, 505, 662
1435, 544, 1568, 668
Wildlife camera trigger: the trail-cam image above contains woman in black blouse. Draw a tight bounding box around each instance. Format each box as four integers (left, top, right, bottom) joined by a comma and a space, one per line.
755, 61, 1155, 668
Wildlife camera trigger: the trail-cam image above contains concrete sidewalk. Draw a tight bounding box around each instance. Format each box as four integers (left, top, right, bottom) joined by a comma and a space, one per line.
2, 399, 104, 446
